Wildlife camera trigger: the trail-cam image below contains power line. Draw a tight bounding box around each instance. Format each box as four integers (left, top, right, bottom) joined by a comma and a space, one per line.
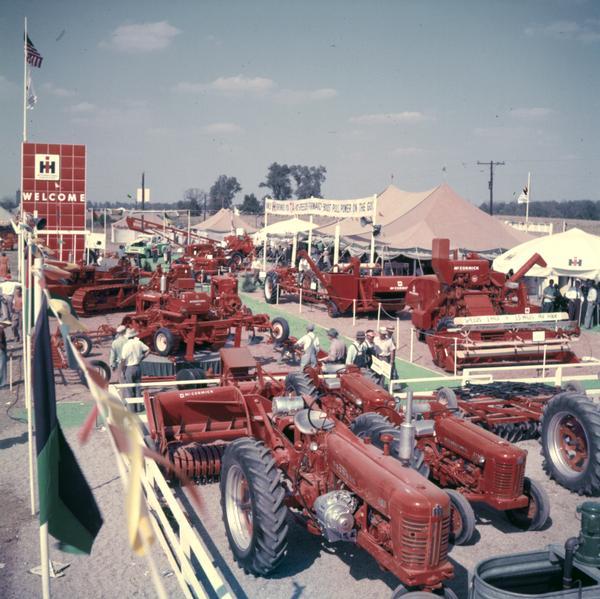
477, 160, 505, 216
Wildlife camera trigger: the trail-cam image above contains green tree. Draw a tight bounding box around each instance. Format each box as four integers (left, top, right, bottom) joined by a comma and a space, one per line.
180, 188, 206, 213
240, 193, 262, 214
209, 175, 242, 211
290, 165, 327, 198
259, 162, 293, 200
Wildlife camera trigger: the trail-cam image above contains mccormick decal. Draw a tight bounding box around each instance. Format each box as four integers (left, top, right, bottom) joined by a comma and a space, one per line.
21, 191, 85, 203
454, 265, 480, 271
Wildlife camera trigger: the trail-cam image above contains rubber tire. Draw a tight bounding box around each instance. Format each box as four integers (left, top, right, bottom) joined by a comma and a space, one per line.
194, 271, 205, 284
436, 387, 458, 410
392, 587, 458, 598
227, 252, 244, 269
71, 333, 93, 357
284, 372, 320, 403
176, 367, 206, 390
562, 380, 587, 395
505, 477, 550, 530
270, 317, 290, 343
264, 272, 279, 304
446, 489, 476, 545
540, 392, 600, 495
89, 359, 111, 383
327, 301, 341, 318
220, 438, 288, 575
351, 413, 430, 478
154, 327, 175, 356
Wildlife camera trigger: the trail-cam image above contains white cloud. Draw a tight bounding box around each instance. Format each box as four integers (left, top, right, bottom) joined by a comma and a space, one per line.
101, 21, 181, 52
393, 146, 426, 156
203, 122, 242, 134
41, 82, 76, 97
349, 112, 427, 125
274, 87, 338, 103
525, 19, 600, 43
210, 75, 275, 94
509, 107, 555, 119
68, 102, 96, 113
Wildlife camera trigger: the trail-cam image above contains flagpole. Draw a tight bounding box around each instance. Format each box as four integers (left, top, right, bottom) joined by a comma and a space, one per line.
525, 171, 531, 226
23, 17, 28, 142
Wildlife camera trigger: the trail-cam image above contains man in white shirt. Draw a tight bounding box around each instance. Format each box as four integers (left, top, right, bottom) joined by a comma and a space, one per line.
109, 324, 128, 379
120, 328, 150, 410
566, 279, 583, 321
295, 323, 320, 368
374, 326, 397, 379
346, 330, 367, 367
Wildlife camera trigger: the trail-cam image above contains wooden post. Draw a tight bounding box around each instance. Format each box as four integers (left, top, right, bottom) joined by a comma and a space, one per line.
352, 299, 356, 326
409, 326, 415, 363
333, 224, 340, 265
377, 302, 381, 331
291, 232, 298, 266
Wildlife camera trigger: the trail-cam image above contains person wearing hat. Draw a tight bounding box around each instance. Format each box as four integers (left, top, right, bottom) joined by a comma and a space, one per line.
322, 328, 346, 364
346, 330, 369, 367
295, 323, 320, 368
109, 325, 128, 377
120, 328, 150, 411
374, 326, 397, 378
0, 319, 10, 388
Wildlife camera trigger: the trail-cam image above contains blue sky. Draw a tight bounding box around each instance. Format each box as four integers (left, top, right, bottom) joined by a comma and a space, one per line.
1, 0, 599, 207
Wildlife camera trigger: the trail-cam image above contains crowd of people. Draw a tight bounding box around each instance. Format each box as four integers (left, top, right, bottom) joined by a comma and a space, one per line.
541, 278, 599, 329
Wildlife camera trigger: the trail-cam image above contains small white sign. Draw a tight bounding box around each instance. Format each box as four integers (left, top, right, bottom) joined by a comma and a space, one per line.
35, 153, 60, 181
371, 355, 392, 379
136, 188, 150, 203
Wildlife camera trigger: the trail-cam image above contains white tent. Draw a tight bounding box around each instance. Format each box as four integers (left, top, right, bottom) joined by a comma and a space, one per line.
493, 228, 600, 280
253, 217, 318, 242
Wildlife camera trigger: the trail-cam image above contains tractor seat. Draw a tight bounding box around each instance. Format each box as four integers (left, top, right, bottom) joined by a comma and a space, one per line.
321, 363, 346, 375
323, 378, 341, 390
294, 409, 335, 435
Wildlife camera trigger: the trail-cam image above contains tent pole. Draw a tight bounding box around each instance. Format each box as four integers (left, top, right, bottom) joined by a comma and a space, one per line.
333, 224, 340, 265
308, 215, 313, 258
262, 205, 268, 272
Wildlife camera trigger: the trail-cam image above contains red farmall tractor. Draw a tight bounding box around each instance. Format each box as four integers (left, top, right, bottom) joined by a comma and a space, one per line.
435, 381, 600, 496
405, 238, 579, 371
285, 366, 550, 545
144, 347, 456, 597
125, 273, 289, 361
264, 249, 413, 317
45, 259, 140, 317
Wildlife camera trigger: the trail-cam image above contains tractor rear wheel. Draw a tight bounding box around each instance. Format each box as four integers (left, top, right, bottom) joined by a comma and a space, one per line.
220, 438, 288, 575
154, 327, 176, 356
227, 252, 244, 269
176, 367, 206, 390
270, 317, 290, 343
351, 413, 430, 478
392, 585, 458, 598
327, 301, 341, 318
541, 392, 600, 495
71, 333, 93, 357
505, 477, 549, 531
284, 372, 320, 405
264, 272, 279, 304
446, 489, 476, 545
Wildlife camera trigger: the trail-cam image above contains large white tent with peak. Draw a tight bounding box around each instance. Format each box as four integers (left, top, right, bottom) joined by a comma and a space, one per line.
493, 228, 600, 280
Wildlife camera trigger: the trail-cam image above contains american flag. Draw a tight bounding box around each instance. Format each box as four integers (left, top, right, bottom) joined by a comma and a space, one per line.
26, 35, 43, 68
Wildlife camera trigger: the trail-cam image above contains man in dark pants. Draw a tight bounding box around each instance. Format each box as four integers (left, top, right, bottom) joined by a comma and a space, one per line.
120, 329, 150, 412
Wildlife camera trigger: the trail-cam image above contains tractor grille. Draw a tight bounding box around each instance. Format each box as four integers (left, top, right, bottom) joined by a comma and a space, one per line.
399, 515, 450, 569
494, 461, 525, 497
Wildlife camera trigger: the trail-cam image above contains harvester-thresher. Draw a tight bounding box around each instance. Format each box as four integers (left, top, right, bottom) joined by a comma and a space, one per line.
124, 272, 289, 361
285, 366, 549, 545
406, 238, 579, 371
144, 347, 456, 597
264, 249, 413, 317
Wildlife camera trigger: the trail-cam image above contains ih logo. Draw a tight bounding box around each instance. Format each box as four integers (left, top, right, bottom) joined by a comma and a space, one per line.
34, 153, 60, 181
569, 257, 582, 266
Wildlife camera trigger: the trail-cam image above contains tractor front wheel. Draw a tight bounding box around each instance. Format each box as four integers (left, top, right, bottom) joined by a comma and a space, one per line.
392, 586, 458, 598
71, 333, 93, 357
541, 392, 600, 495
505, 477, 550, 531
89, 359, 111, 383
446, 489, 476, 545
227, 252, 244, 270
270, 317, 290, 343
154, 327, 176, 356
220, 438, 288, 575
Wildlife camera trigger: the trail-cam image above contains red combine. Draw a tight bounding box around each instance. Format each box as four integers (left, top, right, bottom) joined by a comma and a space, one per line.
264, 249, 413, 317
45, 259, 140, 317
124, 272, 289, 361
286, 367, 549, 545
144, 347, 456, 597
406, 238, 579, 371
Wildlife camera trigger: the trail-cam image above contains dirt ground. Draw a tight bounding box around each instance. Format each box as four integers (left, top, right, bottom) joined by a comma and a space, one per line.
1, 254, 600, 599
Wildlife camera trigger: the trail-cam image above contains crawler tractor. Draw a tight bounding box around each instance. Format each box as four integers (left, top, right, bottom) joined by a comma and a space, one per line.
264, 249, 413, 317
144, 348, 456, 597
286, 366, 550, 545
125, 272, 289, 361
46, 259, 140, 317
405, 238, 579, 371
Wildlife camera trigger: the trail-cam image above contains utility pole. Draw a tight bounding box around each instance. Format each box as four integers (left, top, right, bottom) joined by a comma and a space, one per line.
477, 160, 504, 216
141, 171, 145, 230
